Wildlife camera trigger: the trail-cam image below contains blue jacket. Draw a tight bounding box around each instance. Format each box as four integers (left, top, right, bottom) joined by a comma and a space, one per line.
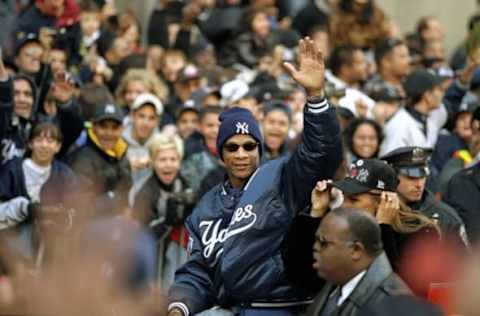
169, 102, 343, 315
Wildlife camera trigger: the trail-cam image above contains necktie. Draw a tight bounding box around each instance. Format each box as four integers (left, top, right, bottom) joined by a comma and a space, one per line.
319, 287, 341, 316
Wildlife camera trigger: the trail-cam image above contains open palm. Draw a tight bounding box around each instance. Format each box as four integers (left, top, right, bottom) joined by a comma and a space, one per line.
283, 37, 325, 97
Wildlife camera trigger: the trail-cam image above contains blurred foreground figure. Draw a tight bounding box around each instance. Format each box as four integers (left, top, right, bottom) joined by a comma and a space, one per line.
0, 216, 162, 316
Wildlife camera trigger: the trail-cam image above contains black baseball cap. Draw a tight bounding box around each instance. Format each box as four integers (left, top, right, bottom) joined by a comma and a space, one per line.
92, 103, 124, 124
381, 146, 433, 178
330, 159, 399, 195
368, 81, 404, 103
403, 69, 445, 100
14, 32, 42, 56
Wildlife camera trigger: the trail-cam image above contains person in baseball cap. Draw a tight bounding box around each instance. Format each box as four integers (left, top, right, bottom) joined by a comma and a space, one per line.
131, 93, 164, 116
331, 159, 399, 195
403, 69, 446, 101
216, 107, 263, 161
310, 159, 400, 221
92, 102, 124, 124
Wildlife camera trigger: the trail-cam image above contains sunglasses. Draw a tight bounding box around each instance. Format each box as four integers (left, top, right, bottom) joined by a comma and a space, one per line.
223, 142, 259, 153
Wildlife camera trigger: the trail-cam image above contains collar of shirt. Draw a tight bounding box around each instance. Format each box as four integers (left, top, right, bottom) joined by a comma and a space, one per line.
406, 106, 428, 125
337, 270, 367, 306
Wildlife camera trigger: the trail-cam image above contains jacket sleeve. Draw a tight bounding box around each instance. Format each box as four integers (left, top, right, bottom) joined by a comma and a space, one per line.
443, 80, 468, 115
0, 197, 30, 229
0, 162, 30, 229
56, 97, 85, 158
282, 100, 343, 214
443, 172, 480, 242
168, 215, 216, 316
0, 77, 14, 138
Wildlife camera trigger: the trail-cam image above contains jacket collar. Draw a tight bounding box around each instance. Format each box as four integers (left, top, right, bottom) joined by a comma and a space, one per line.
346, 252, 394, 307
122, 123, 159, 148
87, 128, 128, 159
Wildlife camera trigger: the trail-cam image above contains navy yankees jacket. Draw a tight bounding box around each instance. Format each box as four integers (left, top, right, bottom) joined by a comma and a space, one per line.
168, 101, 343, 315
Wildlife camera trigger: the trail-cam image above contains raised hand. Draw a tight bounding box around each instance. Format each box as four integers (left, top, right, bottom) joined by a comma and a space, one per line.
283, 37, 325, 97
50, 71, 75, 104
311, 180, 332, 218
0, 47, 8, 81
376, 192, 400, 225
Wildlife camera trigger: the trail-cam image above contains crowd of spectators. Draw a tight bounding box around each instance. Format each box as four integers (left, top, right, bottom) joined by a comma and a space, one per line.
1, 0, 480, 315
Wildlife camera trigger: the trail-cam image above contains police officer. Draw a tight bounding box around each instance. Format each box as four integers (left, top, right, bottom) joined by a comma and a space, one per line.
381, 146, 469, 247
444, 107, 480, 243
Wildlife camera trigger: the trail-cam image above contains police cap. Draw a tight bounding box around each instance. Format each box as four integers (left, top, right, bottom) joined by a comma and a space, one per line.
380, 146, 433, 178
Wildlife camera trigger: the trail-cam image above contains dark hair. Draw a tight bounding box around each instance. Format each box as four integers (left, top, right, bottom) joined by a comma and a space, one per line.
408, 93, 424, 106
339, 0, 374, 25
468, 14, 480, 31
374, 38, 405, 67
243, 7, 270, 33
199, 105, 222, 121
78, 83, 114, 120
330, 207, 383, 256
29, 121, 63, 143
307, 24, 329, 37
328, 44, 360, 76
343, 118, 383, 158
79, 0, 100, 12
416, 16, 435, 35
263, 100, 292, 123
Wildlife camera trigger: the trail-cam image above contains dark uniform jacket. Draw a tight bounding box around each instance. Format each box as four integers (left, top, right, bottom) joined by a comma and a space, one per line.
305, 252, 411, 316
169, 102, 343, 315
443, 162, 480, 243
410, 190, 468, 247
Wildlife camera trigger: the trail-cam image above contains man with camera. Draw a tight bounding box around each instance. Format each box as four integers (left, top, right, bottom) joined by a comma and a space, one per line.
167, 37, 343, 316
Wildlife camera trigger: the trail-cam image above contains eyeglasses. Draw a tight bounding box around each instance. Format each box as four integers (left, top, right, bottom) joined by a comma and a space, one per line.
223, 142, 259, 153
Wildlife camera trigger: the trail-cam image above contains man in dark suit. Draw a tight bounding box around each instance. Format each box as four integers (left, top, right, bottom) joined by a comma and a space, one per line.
306, 207, 411, 316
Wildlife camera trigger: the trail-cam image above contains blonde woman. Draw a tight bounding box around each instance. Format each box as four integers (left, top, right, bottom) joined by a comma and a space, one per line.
130, 133, 196, 289
115, 68, 168, 109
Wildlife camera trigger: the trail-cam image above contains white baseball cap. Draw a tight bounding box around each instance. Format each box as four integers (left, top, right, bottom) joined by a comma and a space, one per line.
131, 93, 164, 116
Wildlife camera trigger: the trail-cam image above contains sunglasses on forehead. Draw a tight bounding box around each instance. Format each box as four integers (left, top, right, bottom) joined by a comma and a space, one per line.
223, 142, 259, 153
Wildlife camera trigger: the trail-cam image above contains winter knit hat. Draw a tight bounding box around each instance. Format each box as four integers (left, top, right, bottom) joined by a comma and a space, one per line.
216, 107, 263, 160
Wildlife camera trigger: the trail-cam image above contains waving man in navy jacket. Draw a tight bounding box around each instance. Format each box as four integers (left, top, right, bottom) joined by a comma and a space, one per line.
168, 37, 343, 316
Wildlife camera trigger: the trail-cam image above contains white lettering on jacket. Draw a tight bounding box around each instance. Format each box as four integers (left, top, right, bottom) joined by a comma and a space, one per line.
199, 204, 256, 259
1, 139, 24, 165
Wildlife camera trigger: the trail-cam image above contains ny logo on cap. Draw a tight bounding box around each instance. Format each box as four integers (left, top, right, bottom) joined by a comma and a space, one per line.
377, 180, 385, 189
236, 122, 249, 134
356, 169, 369, 183
105, 104, 116, 114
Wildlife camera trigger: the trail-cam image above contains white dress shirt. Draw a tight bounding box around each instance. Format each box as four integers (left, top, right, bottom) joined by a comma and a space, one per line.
337, 270, 367, 306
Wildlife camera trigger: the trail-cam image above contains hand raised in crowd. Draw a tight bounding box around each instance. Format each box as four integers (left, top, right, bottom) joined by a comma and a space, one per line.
182, 2, 202, 27
0, 47, 8, 81
459, 53, 480, 86
311, 180, 332, 218
376, 191, 400, 225
283, 37, 325, 97
50, 71, 75, 104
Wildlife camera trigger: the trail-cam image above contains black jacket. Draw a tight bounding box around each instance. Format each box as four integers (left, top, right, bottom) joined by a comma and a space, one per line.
0, 77, 35, 169
68, 131, 131, 215
443, 162, 480, 243
410, 190, 468, 247
305, 252, 411, 316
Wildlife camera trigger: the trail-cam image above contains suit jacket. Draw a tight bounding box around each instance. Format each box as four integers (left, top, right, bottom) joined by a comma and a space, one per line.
306, 252, 411, 316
